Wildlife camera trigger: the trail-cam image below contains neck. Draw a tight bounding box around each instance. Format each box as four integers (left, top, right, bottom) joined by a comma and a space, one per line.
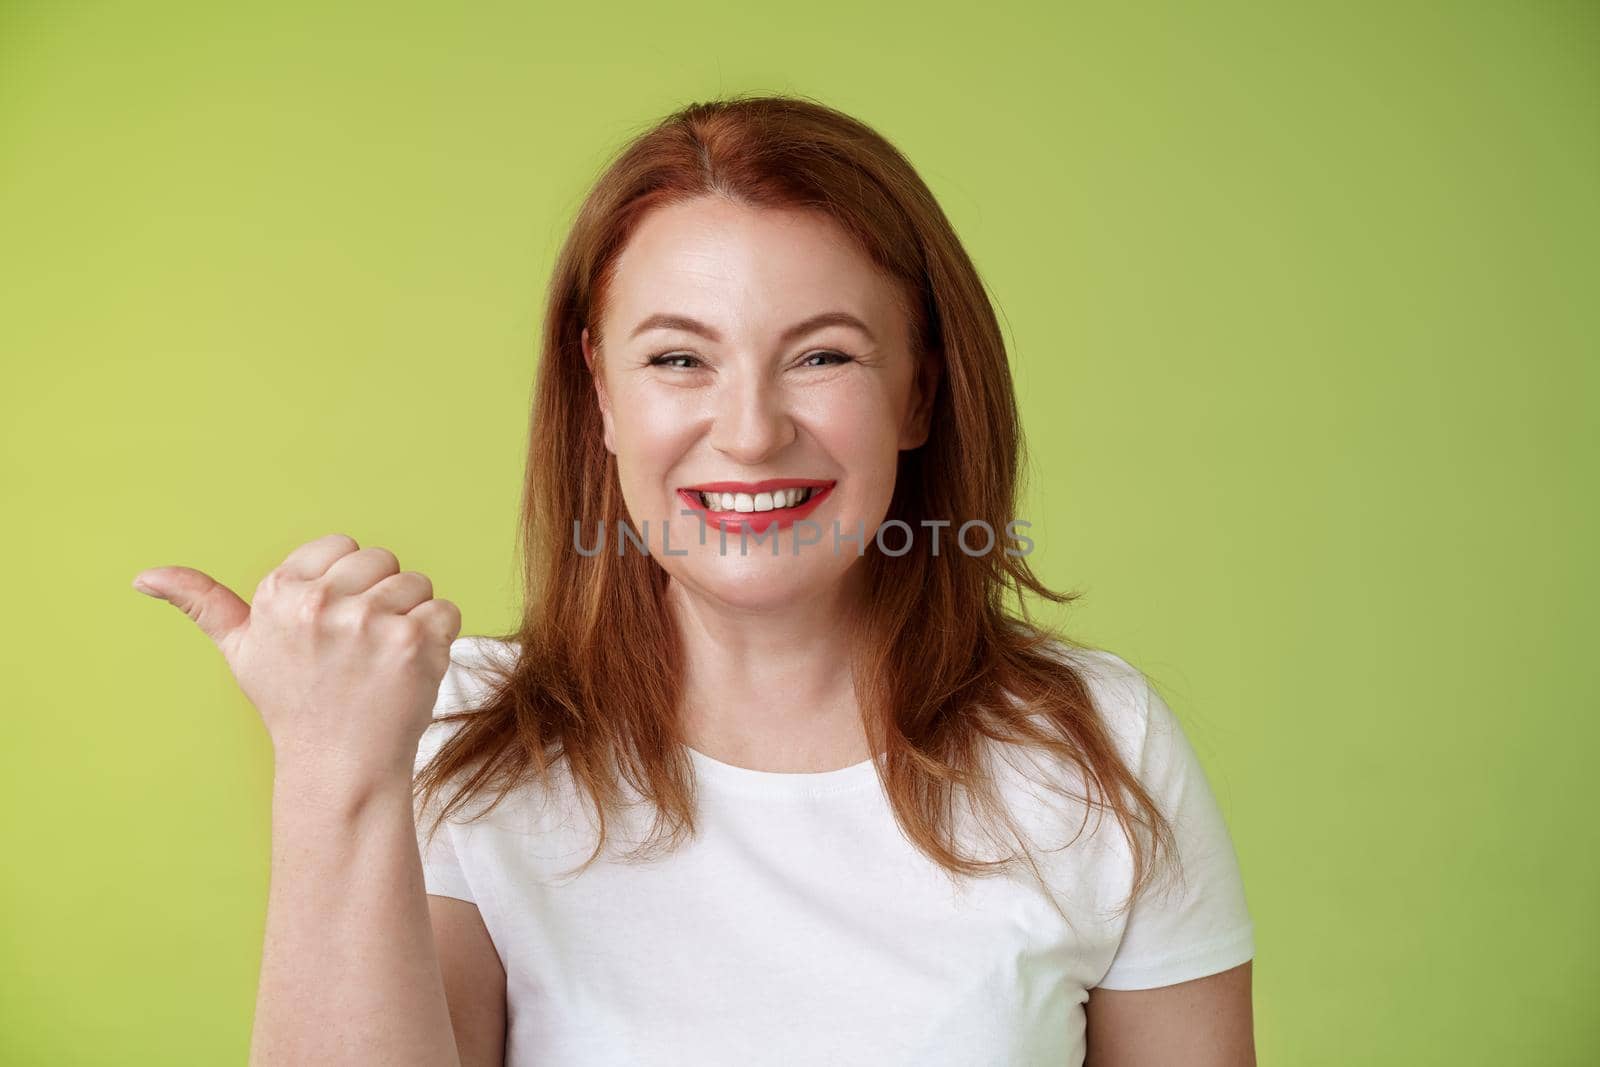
666, 561, 875, 772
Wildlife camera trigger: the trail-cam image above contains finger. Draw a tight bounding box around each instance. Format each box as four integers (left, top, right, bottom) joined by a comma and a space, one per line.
322, 545, 402, 597
406, 597, 462, 645
131, 565, 251, 648
276, 533, 362, 581
365, 570, 434, 616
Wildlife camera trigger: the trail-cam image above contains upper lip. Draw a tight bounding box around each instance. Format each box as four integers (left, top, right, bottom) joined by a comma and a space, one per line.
680, 479, 834, 493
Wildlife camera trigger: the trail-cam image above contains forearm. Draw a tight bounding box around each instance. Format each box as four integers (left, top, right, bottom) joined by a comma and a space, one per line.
249, 766, 460, 1066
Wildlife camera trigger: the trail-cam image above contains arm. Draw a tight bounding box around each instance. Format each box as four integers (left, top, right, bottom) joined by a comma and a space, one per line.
428, 895, 508, 1067
132, 536, 479, 1063
249, 767, 462, 1066
1084, 960, 1255, 1067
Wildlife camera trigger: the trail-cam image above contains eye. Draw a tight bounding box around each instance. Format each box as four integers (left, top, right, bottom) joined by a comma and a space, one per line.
647, 351, 704, 370
800, 350, 854, 368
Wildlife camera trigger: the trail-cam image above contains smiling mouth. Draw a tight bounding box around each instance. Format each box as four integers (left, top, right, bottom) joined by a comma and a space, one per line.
688, 487, 819, 513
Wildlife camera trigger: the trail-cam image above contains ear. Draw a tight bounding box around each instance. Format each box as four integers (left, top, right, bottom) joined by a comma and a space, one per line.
581, 326, 617, 455
899, 350, 942, 450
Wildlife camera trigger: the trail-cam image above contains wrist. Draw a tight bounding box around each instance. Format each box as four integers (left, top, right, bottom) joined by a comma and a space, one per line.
270, 745, 416, 814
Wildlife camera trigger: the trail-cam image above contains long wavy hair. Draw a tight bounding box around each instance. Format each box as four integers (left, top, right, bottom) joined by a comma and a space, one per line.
415, 91, 1179, 917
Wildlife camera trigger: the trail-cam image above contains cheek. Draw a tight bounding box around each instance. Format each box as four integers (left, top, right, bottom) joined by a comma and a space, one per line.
803, 382, 901, 460
797, 387, 903, 523
608, 388, 702, 511
611, 385, 697, 457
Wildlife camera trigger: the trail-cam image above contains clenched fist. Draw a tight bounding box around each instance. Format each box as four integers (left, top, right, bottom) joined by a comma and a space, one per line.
132, 533, 462, 785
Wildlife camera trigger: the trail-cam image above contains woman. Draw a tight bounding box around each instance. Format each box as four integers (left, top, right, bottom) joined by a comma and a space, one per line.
134, 93, 1255, 1065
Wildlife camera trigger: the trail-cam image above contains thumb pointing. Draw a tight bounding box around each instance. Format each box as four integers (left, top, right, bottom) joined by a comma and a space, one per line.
132, 565, 251, 648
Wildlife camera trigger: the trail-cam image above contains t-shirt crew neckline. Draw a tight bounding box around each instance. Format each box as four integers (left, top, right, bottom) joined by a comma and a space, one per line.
684, 743, 886, 798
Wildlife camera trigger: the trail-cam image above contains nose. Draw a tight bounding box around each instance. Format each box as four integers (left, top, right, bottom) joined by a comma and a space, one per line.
706, 366, 796, 464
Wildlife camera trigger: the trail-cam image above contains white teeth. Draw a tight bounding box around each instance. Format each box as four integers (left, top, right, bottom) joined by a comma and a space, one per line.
695, 487, 817, 512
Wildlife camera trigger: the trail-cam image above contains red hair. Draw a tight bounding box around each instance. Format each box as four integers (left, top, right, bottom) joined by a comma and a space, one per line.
415, 92, 1178, 916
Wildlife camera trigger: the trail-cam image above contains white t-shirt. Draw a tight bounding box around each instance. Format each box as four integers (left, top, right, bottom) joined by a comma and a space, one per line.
413, 635, 1254, 1066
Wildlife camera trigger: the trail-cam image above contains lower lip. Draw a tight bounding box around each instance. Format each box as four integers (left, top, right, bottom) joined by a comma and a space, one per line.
676, 485, 835, 535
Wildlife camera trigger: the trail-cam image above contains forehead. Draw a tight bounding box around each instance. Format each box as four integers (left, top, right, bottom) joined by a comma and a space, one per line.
603, 196, 904, 341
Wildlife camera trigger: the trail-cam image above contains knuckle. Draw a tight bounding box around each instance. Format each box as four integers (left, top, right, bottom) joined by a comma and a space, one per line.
348, 599, 379, 631
256, 569, 283, 600
392, 622, 428, 659
296, 583, 332, 622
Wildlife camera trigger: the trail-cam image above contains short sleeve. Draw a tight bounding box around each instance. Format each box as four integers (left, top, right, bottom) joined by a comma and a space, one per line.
411, 638, 490, 904
414, 736, 475, 903
1094, 675, 1255, 990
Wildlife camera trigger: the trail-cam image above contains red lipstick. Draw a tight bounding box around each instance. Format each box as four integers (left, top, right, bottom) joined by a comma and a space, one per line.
676, 479, 835, 535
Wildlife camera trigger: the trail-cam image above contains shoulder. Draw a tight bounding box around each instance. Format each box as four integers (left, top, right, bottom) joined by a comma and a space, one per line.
1029, 635, 1242, 849
447, 633, 521, 680
1018, 632, 1157, 769
416, 635, 521, 770
434, 635, 522, 716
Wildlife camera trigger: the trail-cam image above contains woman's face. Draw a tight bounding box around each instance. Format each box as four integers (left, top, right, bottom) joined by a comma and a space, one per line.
583, 195, 937, 612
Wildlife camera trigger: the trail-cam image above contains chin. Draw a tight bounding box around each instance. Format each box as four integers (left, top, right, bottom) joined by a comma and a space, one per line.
678, 553, 845, 610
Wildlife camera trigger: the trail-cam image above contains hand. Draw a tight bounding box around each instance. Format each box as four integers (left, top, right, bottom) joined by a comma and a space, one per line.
132, 533, 462, 783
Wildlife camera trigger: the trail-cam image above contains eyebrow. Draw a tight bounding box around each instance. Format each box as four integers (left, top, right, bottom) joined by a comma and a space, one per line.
628, 310, 876, 346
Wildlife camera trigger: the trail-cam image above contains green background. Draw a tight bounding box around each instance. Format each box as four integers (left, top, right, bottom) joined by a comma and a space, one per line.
2, 1, 1594, 1063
